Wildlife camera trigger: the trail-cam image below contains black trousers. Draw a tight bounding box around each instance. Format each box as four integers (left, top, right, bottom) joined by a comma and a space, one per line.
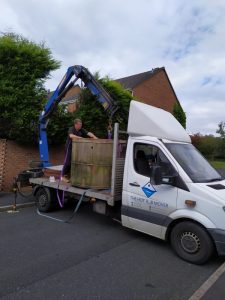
62, 144, 72, 176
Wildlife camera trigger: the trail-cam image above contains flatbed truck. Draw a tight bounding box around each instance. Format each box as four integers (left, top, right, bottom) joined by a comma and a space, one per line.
30, 100, 225, 265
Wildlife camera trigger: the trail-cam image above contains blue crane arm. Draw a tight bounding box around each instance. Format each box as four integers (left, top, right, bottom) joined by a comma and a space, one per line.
39, 65, 118, 167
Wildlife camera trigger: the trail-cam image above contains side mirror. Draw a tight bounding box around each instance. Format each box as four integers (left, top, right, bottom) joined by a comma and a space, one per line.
161, 174, 178, 185
151, 166, 179, 186
150, 166, 162, 185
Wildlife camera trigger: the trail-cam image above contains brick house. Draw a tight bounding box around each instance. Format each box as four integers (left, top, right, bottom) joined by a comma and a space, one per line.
61, 85, 82, 113
47, 85, 82, 113
55, 67, 181, 114
116, 67, 180, 113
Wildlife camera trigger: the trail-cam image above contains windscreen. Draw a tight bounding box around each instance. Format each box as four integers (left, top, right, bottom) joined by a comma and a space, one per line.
165, 143, 222, 183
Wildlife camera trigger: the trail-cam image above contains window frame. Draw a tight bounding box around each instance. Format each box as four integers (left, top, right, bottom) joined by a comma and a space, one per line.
133, 142, 177, 178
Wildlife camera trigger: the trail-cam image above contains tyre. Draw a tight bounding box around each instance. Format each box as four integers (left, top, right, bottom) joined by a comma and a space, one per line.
170, 221, 214, 264
35, 187, 55, 212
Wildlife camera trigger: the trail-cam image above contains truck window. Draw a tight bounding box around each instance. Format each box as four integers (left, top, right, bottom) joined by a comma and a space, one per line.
165, 143, 222, 183
133, 143, 175, 178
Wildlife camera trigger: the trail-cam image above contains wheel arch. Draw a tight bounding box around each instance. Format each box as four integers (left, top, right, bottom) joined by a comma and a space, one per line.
33, 185, 43, 196
33, 185, 54, 197
165, 217, 217, 258
165, 209, 216, 241
165, 217, 210, 241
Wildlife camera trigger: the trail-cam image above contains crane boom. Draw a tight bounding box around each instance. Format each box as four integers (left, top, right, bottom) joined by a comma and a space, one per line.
39, 65, 118, 167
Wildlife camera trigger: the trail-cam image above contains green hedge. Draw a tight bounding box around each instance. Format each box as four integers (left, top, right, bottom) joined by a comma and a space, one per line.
173, 102, 186, 129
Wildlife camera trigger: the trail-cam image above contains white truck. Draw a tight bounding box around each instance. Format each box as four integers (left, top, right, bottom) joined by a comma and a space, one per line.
30, 100, 225, 264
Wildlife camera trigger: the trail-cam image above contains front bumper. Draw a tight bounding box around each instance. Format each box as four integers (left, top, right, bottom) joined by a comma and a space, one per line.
208, 229, 225, 256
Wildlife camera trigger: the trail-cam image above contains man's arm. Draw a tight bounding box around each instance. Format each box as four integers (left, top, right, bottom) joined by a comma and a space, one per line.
69, 133, 82, 139
87, 132, 98, 139
69, 131, 98, 139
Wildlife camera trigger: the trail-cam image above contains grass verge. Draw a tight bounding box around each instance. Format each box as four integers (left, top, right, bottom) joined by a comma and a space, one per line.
209, 159, 225, 169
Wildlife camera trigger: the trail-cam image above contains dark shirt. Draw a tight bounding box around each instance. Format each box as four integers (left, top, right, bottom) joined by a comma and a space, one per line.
68, 126, 88, 138
65, 126, 89, 150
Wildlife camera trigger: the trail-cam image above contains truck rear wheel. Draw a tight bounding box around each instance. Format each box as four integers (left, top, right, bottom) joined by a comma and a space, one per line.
170, 221, 214, 264
35, 187, 55, 212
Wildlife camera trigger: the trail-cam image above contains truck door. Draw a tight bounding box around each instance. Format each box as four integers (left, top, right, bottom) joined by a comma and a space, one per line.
122, 141, 178, 239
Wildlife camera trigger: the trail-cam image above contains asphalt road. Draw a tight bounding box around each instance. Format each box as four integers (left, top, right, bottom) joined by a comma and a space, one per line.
0, 204, 224, 300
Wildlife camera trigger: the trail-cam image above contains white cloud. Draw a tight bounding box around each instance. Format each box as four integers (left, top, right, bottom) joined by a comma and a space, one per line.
0, 0, 225, 135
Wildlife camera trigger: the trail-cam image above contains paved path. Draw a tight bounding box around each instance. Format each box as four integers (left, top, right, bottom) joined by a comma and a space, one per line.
0, 191, 33, 208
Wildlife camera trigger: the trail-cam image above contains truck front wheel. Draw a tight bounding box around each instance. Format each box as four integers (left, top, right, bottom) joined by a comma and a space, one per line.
170, 221, 214, 264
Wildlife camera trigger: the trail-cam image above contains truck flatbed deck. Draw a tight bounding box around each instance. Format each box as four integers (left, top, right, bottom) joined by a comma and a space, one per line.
30, 177, 114, 204
30, 177, 113, 205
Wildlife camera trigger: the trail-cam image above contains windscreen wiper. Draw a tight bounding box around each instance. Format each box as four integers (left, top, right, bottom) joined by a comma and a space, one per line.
205, 177, 223, 182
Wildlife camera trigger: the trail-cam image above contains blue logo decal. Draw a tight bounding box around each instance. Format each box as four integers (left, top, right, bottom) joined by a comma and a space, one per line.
142, 182, 156, 198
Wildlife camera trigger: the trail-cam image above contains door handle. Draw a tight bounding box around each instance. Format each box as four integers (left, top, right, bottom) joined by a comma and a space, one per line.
129, 182, 140, 187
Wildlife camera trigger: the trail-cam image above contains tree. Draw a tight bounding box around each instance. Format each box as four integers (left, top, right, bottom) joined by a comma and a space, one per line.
73, 76, 134, 138
197, 135, 218, 159
216, 122, 225, 158
216, 121, 225, 139
173, 102, 186, 129
191, 133, 223, 160
0, 32, 60, 144
190, 133, 202, 149
46, 104, 75, 145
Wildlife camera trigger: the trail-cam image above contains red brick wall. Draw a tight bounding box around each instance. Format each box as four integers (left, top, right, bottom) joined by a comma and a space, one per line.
133, 70, 177, 113
64, 85, 81, 98
67, 102, 77, 113
0, 139, 7, 191
1, 139, 64, 191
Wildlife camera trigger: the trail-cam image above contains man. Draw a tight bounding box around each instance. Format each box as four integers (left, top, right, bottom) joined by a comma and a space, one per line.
62, 118, 97, 181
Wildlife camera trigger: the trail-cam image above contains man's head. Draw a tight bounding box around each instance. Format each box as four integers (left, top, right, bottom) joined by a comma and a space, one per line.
74, 118, 82, 130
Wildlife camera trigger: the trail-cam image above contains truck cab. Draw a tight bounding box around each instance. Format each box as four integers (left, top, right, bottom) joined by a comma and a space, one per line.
121, 101, 225, 264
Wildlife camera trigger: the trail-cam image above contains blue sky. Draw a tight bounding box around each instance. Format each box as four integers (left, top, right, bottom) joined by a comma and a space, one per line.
1, 0, 225, 135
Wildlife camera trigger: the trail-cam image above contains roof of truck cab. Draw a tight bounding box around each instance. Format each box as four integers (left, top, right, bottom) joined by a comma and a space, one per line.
127, 100, 191, 143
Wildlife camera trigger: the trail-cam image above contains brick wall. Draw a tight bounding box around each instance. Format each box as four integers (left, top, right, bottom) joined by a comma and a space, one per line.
64, 85, 81, 98
67, 102, 77, 113
0, 139, 7, 191
133, 70, 177, 113
0, 139, 64, 191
